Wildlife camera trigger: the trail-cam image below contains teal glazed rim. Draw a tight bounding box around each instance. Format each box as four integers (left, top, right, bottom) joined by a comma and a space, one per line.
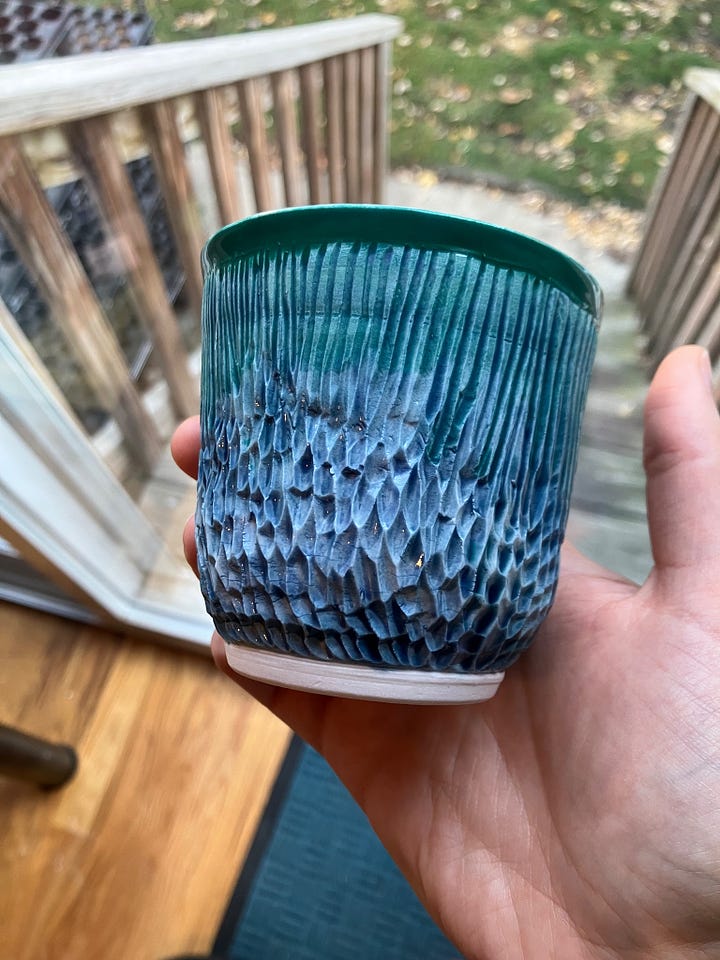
202, 204, 602, 316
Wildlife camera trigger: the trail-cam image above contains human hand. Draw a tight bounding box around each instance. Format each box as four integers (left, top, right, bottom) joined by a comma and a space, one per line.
172, 345, 720, 959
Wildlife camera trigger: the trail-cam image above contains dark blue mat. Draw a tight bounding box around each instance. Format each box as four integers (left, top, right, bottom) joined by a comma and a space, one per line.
214, 740, 462, 960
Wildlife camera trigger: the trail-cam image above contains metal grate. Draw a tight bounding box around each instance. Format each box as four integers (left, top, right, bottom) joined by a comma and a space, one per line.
56, 3, 153, 55
0, 0, 72, 64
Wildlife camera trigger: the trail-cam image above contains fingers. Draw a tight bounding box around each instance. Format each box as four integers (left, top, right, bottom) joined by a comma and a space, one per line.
173, 418, 200, 576
210, 632, 280, 706
183, 514, 198, 577
210, 632, 336, 750
210, 631, 239, 680
643, 345, 720, 573
171, 416, 201, 480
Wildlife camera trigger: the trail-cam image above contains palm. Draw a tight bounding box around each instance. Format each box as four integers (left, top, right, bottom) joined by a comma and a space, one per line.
173, 347, 720, 958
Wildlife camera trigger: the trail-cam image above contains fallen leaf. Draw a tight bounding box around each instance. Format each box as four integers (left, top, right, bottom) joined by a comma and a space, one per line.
173, 8, 217, 29
449, 37, 469, 54
552, 128, 576, 149
498, 87, 533, 104
451, 84, 472, 102
415, 169, 439, 187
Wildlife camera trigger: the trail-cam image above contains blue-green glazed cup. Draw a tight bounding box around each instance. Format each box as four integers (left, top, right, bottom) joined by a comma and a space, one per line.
197, 205, 601, 703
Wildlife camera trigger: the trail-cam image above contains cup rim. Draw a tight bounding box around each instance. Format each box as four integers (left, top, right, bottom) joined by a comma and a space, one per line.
202, 204, 602, 315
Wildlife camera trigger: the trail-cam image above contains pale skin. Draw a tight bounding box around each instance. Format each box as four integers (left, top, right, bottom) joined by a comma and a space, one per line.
172, 345, 720, 959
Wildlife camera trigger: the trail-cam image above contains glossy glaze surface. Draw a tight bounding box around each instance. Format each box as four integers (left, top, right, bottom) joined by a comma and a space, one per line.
197, 206, 600, 673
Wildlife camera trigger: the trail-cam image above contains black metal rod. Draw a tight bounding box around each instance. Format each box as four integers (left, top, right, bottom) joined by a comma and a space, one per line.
0, 724, 78, 788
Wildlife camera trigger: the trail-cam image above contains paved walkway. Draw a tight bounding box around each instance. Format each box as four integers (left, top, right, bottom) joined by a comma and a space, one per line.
151, 163, 654, 586
387, 173, 653, 583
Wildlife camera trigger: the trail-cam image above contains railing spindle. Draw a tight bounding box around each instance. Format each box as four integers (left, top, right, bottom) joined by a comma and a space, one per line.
194, 87, 242, 226
670, 251, 720, 355
322, 56, 344, 203
270, 70, 304, 207
373, 42, 391, 203
664, 213, 720, 351
644, 105, 720, 348
629, 67, 720, 378
652, 150, 720, 359
299, 63, 323, 205
70, 116, 197, 420
696, 300, 720, 360
343, 51, 361, 202
359, 47, 375, 203
629, 94, 704, 305
138, 99, 205, 317
236, 78, 274, 212
0, 137, 161, 472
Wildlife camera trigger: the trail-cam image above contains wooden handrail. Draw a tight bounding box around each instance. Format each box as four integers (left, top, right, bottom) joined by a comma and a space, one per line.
0, 15, 403, 136
685, 67, 720, 111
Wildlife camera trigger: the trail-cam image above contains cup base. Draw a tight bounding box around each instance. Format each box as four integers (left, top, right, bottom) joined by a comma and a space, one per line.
224, 643, 504, 704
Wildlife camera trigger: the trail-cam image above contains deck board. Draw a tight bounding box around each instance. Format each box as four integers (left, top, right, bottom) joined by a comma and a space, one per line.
568, 291, 652, 584
0, 605, 290, 960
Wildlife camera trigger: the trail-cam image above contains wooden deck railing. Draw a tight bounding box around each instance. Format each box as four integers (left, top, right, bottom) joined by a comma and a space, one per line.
0, 14, 402, 477
628, 67, 720, 392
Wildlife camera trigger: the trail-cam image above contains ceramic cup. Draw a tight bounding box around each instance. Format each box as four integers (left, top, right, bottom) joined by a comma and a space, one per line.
196, 205, 601, 704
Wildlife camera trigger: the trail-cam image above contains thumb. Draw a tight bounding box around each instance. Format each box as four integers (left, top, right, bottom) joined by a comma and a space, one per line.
644, 345, 720, 573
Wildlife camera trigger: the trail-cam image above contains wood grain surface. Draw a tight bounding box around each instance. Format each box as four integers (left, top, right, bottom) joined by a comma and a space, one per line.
0, 16, 404, 136
0, 603, 290, 960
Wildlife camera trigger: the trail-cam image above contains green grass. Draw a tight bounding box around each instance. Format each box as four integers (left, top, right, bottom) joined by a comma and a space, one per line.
145, 0, 719, 208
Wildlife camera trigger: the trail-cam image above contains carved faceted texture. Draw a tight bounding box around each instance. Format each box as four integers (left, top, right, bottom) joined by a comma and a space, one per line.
197, 223, 599, 673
